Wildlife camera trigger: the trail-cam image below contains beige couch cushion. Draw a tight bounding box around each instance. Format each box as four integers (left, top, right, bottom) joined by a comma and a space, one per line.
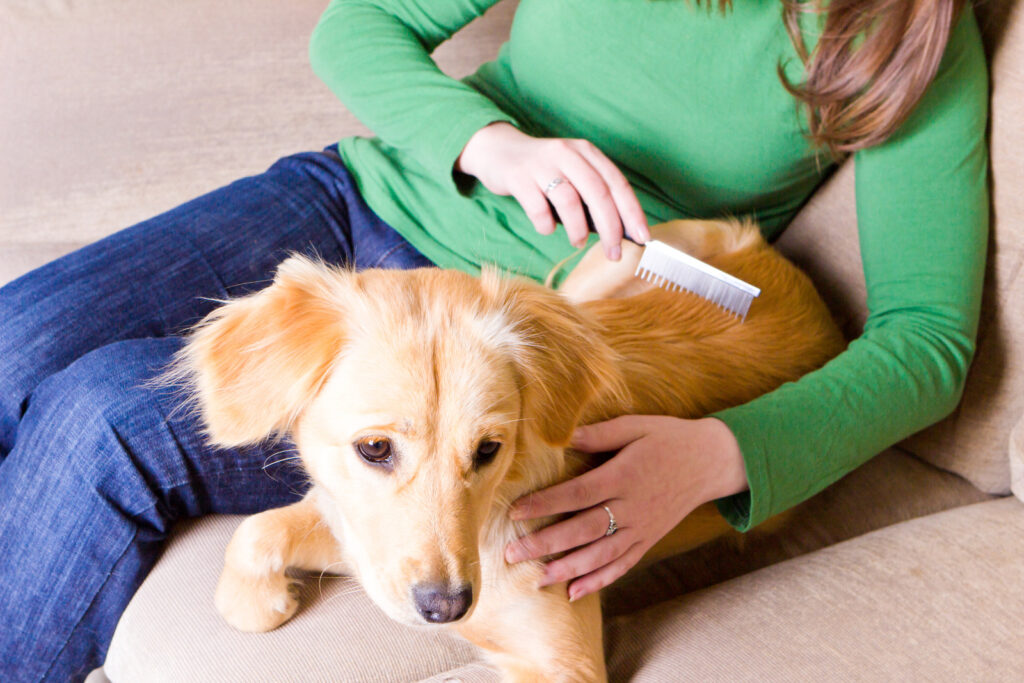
1012, 413, 1024, 501
605, 497, 1024, 680
104, 516, 480, 682
104, 449, 990, 680
776, 1, 1024, 494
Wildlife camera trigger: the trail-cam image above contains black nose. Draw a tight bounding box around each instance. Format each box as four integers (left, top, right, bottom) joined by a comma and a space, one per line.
412, 583, 473, 623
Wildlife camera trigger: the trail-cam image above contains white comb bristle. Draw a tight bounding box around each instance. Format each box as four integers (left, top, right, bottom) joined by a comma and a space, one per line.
634, 240, 761, 320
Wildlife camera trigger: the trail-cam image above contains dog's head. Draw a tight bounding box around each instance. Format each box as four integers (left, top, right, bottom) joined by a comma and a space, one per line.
174, 256, 623, 626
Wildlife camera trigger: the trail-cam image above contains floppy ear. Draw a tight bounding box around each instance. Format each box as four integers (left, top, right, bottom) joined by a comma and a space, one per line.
170, 256, 349, 447
486, 270, 626, 446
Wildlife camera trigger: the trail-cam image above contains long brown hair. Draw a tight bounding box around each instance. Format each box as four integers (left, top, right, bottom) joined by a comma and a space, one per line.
700, 0, 966, 156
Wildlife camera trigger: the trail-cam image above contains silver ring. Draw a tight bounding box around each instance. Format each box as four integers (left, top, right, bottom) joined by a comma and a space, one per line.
602, 505, 618, 537
543, 177, 565, 195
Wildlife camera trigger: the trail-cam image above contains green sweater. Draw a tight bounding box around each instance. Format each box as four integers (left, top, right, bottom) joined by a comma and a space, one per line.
309, 0, 989, 531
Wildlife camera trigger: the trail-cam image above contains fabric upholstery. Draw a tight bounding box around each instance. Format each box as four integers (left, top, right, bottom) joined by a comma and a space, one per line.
775, 1, 1024, 494
1011, 412, 1024, 501
104, 515, 480, 682
103, 448, 991, 680
605, 497, 1024, 681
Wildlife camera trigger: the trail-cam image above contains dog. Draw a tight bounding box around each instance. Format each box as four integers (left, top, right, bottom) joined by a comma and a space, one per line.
170, 218, 845, 681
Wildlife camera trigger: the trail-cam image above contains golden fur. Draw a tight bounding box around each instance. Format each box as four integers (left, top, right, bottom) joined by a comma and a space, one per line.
171, 218, 845, 682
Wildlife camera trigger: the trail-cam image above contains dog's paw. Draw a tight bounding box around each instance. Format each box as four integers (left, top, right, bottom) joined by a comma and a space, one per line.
214, 564, 301, 632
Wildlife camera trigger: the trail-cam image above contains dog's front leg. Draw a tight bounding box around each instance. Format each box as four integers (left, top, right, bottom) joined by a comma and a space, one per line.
456, 563, 606, 683
215, 489, 345, 632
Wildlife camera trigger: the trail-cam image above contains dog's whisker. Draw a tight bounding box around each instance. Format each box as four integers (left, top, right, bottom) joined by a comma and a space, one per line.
317, 560, 351, 595
318, 561, 347, 576
261, 446, 302, 471
262, 455, 303, 469
308, 574, 350, 580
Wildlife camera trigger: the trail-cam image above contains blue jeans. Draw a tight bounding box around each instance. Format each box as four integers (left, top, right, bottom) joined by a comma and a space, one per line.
0, 149, 434, 681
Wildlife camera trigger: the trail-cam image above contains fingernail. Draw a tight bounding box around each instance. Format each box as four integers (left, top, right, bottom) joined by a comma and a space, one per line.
635, 225, 651, 244
509, 504, 525, 520
568, 586, 582, 602
570, 427, 584, 446
607, 245, 621, 261
505, 543, 521, 564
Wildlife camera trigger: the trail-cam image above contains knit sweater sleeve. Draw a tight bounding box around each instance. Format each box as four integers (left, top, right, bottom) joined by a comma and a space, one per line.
711, 8, 990, 531
309, 0, 519, 192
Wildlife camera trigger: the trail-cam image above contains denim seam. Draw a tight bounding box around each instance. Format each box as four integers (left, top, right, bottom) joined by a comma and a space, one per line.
370, 241, 407, 268
39, 514, 147, 683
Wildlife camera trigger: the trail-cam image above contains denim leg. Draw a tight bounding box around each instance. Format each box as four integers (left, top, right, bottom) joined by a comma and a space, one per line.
0, 148, 432, 459
0, 338, 311, 681
0, 148, 433, 681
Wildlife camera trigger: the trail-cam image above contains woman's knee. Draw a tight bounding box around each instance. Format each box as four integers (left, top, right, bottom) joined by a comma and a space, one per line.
0, 299, 57, 455
17, 338, 306, 520
15, 339, 195, 525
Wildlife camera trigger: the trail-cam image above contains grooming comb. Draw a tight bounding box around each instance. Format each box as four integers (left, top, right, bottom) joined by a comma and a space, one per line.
634, 240, 761, 320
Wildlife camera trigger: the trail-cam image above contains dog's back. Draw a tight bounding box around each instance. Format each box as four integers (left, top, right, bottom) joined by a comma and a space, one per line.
564, 218, 846, 423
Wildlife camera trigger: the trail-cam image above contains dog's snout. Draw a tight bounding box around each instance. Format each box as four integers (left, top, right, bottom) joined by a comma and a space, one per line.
412, 583, 473, 624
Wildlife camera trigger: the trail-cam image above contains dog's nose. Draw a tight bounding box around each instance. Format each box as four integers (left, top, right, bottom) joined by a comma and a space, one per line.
412, 583, 473, 623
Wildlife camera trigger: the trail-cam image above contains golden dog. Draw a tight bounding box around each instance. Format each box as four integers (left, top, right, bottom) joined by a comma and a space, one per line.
171, 218, 844, 681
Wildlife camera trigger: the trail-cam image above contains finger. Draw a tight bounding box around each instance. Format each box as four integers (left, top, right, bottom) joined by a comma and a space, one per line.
554, 151, 623, 260
505, 505, 615, 564
570, 415, 656, 453
543, 178, 589, 249
509, 465, 615, 520
511, 181, 557, 236
572, 140, 651, 244
538, 532, 637, 587
567, 540, 646, 601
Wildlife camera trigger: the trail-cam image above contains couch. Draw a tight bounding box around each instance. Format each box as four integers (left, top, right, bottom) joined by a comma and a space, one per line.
3, 0, 1023, 679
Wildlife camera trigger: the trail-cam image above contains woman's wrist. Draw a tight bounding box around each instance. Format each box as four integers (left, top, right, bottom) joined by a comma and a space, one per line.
696, 417, 748, 501
454, 120, 520, 176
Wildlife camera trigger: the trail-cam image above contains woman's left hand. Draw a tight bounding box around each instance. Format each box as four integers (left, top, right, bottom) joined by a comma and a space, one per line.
504, 415, 747, 601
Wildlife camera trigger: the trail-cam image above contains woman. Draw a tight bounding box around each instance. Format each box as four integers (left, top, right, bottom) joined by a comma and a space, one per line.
0, 0, 987, 680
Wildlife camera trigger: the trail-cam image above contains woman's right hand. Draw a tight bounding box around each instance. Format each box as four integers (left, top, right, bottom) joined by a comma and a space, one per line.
455, 122, 651, 261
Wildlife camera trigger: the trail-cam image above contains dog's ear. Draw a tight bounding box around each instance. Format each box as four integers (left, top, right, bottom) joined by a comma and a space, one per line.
484, 269, 626, 446
171, 256, 349, 447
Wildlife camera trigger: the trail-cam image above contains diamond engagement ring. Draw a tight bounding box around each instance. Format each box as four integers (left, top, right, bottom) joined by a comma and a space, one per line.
602, 505, 618, 536
543, 177, 565, 195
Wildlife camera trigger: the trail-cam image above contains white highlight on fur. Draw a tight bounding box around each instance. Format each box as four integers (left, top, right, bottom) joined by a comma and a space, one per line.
469, 309, 524, 354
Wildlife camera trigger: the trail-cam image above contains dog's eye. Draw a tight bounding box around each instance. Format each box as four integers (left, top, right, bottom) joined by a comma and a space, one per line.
474, 440, 501, 468
355, 437, 393, 467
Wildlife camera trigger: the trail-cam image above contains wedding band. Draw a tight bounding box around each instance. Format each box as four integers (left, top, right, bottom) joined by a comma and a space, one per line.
543, 177, 565, 195
602, 505, 618, 537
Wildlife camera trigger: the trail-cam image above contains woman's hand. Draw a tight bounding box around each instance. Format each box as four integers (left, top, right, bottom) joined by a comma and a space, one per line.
504, 415, 748, 601
455, 122, 651, 261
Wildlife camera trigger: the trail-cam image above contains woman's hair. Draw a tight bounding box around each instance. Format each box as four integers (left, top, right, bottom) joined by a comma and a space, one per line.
700, 0, 966, 156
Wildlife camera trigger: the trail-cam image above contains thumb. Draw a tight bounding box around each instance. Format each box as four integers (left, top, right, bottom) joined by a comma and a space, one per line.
571, 415, 654, 453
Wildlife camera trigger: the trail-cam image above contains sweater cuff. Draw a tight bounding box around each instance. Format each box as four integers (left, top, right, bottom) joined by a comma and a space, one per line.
426, 109, 521, 197
709, 406, 773, 532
